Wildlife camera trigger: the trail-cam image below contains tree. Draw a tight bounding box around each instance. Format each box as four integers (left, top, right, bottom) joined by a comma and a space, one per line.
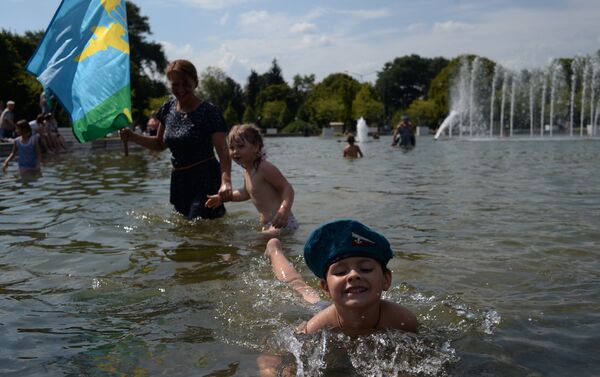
0, 30, 44, 120
376, 54, 448, 122
352, 84, 383, 125
198, 66, 244, 124
304, 73, 360, 127
126, 1, 168, 122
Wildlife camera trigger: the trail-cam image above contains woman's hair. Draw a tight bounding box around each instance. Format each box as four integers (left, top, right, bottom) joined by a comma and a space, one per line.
166, 59, 199, 88
227, 123, 264, 169
346, 133, 355, 144
16, 119, 31, 135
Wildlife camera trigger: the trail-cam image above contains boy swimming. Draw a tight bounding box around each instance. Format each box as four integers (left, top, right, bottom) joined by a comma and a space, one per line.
265, 219, 418, 336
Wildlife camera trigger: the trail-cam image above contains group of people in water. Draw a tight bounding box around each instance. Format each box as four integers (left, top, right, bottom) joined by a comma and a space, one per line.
1, 100, 68, 175
118, 59, 417, 372
5, 57, 417, 374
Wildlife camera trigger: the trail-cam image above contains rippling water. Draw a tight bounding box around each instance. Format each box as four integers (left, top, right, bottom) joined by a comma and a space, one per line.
1, 136, 599, 376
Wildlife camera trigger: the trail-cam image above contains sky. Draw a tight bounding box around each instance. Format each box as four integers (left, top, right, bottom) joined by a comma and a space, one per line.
2, 0, 600, 85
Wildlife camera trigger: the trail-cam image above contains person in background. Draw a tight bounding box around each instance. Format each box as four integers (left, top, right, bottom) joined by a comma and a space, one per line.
43, 113, 67, 152
343, 133, 363, 158
391, 116, 415, 148
0, 100, 16, 139
3, 119, 42, 175
119, 59, 232, 220
146, 113, 160, 136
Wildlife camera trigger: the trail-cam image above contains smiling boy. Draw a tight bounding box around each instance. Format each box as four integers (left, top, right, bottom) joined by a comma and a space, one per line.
265, 219, 418, 336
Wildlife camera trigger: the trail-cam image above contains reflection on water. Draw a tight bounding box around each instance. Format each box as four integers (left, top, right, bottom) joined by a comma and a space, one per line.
1, 137, 599, 376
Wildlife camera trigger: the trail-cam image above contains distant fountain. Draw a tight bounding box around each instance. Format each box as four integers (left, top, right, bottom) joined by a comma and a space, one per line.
356, 117, 368, 142
434, 110, 459, 140
436, 54, 600, 139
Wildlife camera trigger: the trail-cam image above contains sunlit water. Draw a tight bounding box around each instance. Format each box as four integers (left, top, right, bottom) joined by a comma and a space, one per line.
1, 136, 599, 376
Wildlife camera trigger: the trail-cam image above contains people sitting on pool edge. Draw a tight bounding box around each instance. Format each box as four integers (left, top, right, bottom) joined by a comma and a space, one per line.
205, 123, 297, 235
265, 219, 418, 336
391, 115, 416, 148
343, 133, 363, 158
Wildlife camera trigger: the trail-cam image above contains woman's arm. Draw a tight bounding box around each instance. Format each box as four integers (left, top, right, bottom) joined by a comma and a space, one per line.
212, 132, 232, 202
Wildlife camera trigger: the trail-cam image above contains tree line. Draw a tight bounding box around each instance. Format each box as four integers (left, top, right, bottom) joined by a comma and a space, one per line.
2, 1, 588, 136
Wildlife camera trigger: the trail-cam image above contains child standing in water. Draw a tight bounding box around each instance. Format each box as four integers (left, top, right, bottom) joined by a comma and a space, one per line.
205, 123, 297, 235
343, 134, 363, 158
2, 120, 42, 175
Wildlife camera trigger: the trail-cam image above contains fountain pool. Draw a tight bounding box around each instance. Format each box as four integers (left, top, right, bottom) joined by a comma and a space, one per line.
1, 137, 599, 375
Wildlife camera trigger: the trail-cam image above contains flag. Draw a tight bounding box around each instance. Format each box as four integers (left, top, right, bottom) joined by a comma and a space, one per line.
26, 0, 132, 143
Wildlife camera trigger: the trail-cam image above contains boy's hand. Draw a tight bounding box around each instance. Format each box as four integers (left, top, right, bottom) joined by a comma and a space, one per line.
205, 194, 222, 208
2, 163, 7, 173
271, 206, 289, 229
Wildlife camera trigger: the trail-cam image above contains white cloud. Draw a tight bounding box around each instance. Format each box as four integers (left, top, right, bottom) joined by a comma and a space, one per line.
160, 41, 196, 58
240, 10, 270, 26
300, 34, 332, 48
432, 21, 475, 33
290, 22, 317, 34
178, 0, 248, 10
337, 8, 389, 20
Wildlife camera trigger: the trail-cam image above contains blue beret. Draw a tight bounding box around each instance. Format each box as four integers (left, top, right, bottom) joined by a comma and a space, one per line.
303, 219, 393, 279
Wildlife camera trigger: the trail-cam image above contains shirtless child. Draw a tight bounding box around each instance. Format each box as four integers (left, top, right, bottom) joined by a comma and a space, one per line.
205, 123, 297, 234
343, 134, 363, 158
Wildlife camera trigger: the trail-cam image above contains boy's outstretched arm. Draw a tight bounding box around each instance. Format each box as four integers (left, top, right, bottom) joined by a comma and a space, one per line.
205, 187, 250, 208
265, 238, 320, 304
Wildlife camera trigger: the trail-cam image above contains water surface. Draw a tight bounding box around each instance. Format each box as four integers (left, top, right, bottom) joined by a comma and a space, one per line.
1, 136, 599, 376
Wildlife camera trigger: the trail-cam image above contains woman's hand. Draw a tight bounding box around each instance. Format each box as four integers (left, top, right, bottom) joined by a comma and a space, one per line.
218, 181, 232, 202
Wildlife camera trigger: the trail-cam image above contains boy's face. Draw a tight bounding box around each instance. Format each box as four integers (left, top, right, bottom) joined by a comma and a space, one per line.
320, 256, 391, 308
229, 138, 259, 168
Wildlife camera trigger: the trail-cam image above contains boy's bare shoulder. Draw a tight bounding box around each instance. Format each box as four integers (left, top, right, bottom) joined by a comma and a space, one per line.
380, 300, 419, 333
302, 304, 336, 334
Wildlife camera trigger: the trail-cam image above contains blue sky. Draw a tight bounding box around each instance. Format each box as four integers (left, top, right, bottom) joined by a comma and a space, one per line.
3, 0, 599, 84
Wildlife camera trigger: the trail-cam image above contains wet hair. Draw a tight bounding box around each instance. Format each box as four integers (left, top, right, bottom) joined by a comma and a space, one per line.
166, 59, 199, 88
16, 119, 31, 135
227, 123, 264, 169
346, 134, 355, 144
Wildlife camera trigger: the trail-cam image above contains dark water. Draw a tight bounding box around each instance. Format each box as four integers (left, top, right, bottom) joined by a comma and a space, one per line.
1, 136, 599, 376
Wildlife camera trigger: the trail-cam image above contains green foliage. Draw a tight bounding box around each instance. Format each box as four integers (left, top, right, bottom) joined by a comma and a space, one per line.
0, 30, 44, 120
242, 106, 256, 123
223, 103, 239, 128
126, 1, 168, 123
198, 66, 244, 122
260, 100, 289, 129
352, 84, 383, 125
304, 73, 360, 127
376, 54, 448, 123
281, 119, 319, 135
405, 99, 438, 128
